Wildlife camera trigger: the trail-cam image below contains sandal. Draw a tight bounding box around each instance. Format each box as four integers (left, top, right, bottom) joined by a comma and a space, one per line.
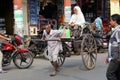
0, 70, 7, 73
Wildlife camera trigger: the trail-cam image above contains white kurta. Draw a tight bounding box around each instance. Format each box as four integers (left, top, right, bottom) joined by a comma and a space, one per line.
43, 30, 63, 56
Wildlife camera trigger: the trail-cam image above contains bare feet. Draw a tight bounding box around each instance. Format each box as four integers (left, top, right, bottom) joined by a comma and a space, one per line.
50, 71, 56, 76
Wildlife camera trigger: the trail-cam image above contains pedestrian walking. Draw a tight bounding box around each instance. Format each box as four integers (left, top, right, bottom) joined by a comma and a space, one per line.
105, 14, 120, 80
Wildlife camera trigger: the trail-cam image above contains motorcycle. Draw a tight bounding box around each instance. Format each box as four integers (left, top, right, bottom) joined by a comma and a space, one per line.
102, 30, 111, 48
92, 30, 104, 53
28, 39, 48, 58
2, 34, 34, 69
25, 30, 48, 58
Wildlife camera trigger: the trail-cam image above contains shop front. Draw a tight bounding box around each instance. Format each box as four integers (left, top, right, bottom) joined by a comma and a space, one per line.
79, 0, 110, 22
0, 0, 114, 36
78, 0, 110, 32
27, 0, 114, 36
0, 0, 14, 35
28, 0, 65, 35
0, 0, 28, 36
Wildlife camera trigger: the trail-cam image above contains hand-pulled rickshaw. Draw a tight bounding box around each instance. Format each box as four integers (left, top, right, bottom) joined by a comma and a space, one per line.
27, 23, 97, 70
49, 23, 97, 70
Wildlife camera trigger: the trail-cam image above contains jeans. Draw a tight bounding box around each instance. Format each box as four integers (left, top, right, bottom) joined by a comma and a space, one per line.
106, 59, 120, 80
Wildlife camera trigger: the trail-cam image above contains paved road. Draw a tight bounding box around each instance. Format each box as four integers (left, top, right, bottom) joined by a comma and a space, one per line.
0, 52, 108, 80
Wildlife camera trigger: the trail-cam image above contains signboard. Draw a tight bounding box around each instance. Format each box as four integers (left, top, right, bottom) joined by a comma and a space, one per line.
0, 18, 5, 28
71, 0, 76, 4
14, 9, 24, 37
29, 0, 38, 26
64, 0, 71, 22
14, 0, 24, 37
14, 10, 23, 28
30, 26, 37, 35
64, 6, 71, 22
110, 0, 120, 15
0, 18, 6, 34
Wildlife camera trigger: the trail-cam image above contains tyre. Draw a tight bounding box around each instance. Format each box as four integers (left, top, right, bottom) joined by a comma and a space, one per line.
43, 47, 49, 59
13, 51, 34, 69
51, 52, 65, 67
29, 44, 37, 57
62, 43, 71, 57
57, 53, 65, 67
81, 34, 97, 70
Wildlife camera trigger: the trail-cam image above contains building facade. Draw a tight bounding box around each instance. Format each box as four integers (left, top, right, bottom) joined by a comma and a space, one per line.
0, 0, 120, 36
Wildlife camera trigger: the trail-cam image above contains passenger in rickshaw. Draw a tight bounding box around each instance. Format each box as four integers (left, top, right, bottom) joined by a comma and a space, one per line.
90, 17, 100, 36
90, 17, 104, 52
90, 18, 96, 32
69, 6, 85, 38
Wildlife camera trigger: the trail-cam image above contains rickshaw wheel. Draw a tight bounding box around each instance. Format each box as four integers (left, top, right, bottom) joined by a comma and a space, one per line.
51, 52, 65, 67
81, 34, 97, 70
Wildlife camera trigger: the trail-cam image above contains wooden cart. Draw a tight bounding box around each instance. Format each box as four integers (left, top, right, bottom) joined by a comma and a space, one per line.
29, 23, 97, 70
56, 23, 97, 70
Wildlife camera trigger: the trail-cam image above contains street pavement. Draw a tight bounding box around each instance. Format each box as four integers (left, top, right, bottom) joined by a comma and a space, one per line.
0, 51, 108, 80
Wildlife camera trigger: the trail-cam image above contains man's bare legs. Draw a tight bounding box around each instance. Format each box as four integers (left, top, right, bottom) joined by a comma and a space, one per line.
50, 61, 59, 76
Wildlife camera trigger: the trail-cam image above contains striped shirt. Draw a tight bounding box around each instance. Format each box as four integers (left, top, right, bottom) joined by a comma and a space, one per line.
108, 25, 120, 61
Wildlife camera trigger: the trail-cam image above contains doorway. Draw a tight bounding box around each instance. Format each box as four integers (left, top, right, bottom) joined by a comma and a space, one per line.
0, 0, 14, 35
